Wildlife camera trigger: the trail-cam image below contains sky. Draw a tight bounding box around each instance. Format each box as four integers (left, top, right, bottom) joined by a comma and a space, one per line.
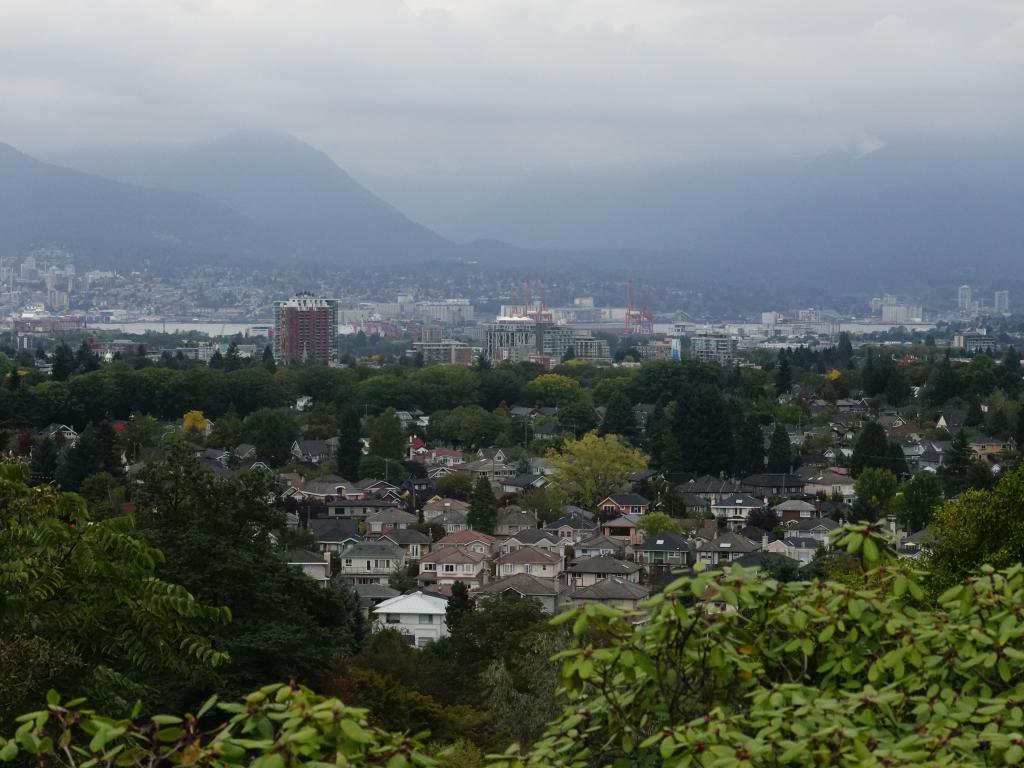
2, 0, 1023, 173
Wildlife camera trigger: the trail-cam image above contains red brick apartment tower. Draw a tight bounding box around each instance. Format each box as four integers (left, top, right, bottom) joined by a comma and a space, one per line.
273, 293, 339, 364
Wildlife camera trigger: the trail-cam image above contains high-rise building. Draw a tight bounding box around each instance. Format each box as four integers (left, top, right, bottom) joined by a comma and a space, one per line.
689, 330, 738, 366
273, 293, 339, 364
958, 285, 973, 312
995, 290, 1010, 314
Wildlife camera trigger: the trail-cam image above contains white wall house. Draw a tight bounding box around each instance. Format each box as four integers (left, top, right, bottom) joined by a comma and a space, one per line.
373, 591, 449, 648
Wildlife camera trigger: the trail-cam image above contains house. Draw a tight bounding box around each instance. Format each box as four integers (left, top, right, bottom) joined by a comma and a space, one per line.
683, 476, 743, 503
575, 534, 625, 560
494, 506, 539, 536
233, 443, 257, 461
477, 447, 508, 463
634, 532, 692, 575
500, 474, 549, 494
423, 497, 470, 521
475, 573, 567, 614
772, 498, 817, 523
375, 528, 431, 561
430, 448, 465, 467
364, 508, 418, 534
969, 436, 1007, 462
373, 591, 449, 648
564, 555, 641, 588
286, 548, 332, 586
307, 517, 362, 553
417, 547, 489, 588
543, 509, 598, 542
679, 492, 712, 516
632, 403, 657, 433
741, 473, 805, 497
599, 515, 643, 546
531, 422, 562, 440
324, 498, 402, 520
291, 439, 334, 464
835, 398, 868, 414
500, 529, 564, 555
710, 494, 766, 530
800, 467, 856, 503
919, 443, 946, 471
936, 410, 967, 432
435, 508, 470, 535
695, 533, 760, 566
598, 493, 650, 517
459, 459, 517, 481
782, 517, 840, 543
44, 423, 79, 447
434, 529, 498, 556
762, 535, 821, 565
336, 541, 405, 586
897, 526, 935, 560
496, 546, 563, 579
571, 578, 650, 610
823, 446, 854, 463
352, 583, 400, 617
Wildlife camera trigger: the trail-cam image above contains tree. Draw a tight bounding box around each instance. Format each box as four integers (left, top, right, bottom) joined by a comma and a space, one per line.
520, 485, 567, 524
75, 340, 100, 373
369, 407, 406, 461
887, 440, 910, 478
892, 472, 943, 532
0, 462, 229, 723
526, 373, 581, 408
388, 562, 418, 592
262, 344, 277, 373
965, 399, 984, 427
836, 331, 854, 368
242, 408, 298, 467
765, 424, 792, 473
434, 473, 474, 501
28, 435, 59, 485
638, 511, 681, 538
672, 384, 734, 476
598, 390, 636, 441
358, 454, 408, 483
850, 420, 888, 477
734, 416, 765, 477
182, 409, 208, 439
774, 356, 792, 396
557, 398, 598, 437
468, 476, 498, 533
941, 428, 972, 496
546, 432, 647, 509
79, 471, 125, 520
336, 407, 363, 480
208, 349, 224, 369
133, 445, 364, 710
224, 341, 243, 371
445, 581, 473, 633
746, 506, 780, 532
884, 366, 910, 406
51, 342, 75, 381
851, 466, 898, 521
54, 422, 121, 492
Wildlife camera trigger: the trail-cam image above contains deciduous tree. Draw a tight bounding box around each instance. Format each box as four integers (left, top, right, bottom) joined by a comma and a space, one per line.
547, 432, 647, 509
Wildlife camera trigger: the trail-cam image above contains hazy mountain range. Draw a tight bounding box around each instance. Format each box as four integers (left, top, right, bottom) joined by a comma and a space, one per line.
1, 132, 1021, 286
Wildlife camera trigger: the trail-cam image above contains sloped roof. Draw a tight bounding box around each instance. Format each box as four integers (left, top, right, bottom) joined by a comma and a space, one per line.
286, 548, 326, 564
375, 528, 431, 545
572, 578, 649, 601
437, 529, 497, 546
567, 555, 641, 575
696, 533, 759, 554
365, 508, 418, 524
476, 573, 564, 597
711, 494, 764, 509
420, 547, 488, 565
773, 499, 817, 513
373, 591, 448, 615
635, 531, 691, 553
497, 546, 562, 565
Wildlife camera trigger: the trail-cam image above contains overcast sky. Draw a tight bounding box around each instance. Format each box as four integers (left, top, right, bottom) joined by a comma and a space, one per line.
2, 0, 1023, 172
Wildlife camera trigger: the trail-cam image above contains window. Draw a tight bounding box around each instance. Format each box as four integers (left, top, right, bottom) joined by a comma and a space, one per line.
364, 560, 372, 571
385, 614, 400, 624
418, 614, 434, 624
800, 510, 811, 518
344, 559, 352, 567
503, 564, 513, 574
443, 564, 456, 573
524, 565, 532, 574
408, 545, 420, 557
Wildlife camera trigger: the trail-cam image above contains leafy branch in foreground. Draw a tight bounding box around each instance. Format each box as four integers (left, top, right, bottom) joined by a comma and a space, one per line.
2, 684, 437, 768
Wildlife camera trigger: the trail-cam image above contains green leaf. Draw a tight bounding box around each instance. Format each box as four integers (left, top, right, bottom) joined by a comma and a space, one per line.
0, 741, 18, 762
46, 690, 60, 707
340, 719, 373, 744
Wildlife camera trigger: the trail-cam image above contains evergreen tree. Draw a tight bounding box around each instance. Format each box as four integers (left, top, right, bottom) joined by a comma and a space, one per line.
775, 356, 792, 396
370, 408, 406, 461
765, 424, 792, 474
836, 332, 854, 369
734, 416, 765, 477
75, 340, 100, 373
54, 422, 121, 492
7, 364, 20, 391
850, 421, 889, 477
672, 385, 734, 476
51, 342, 75, 381
598, 390, 637, 441
557, 398, 599, 437
262, 345, 277, 373
887, 440, 909, 478
941, 429, 972, 496
1016, 407, 1024, 452
337, 407, 364, 481
225, 342, 243, 372
209, 350, 225, 369
468, 476, 498, 534
28, 435, 59, 486
445, 581, 473, 633
884, 367, 910, 406
965, 400, 984, 427
926, 354, 959, 406
966, 461, 995, 491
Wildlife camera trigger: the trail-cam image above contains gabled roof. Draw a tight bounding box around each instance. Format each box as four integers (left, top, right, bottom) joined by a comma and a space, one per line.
601, 514, 640, 528
711, 494, 764, 509
507, 529, 560, 545
286, 548, 326, 564
364, 508, 418, 525
294, 439, 330, 453
420, 547, 488, 565
497, 546, 562, 565
772, 499, 817, 513
476, 573, 565, 597
741, 473, 804, 487
373, 591, 448, 615
635, 531, 690, 553
567, 555, 641, 575
686, 476, 742, 494
696, 533, 759, 554
308, 517, 361, 540
342, 541, 404, 559
680, 492, 711, 508
576, 534, 625, 552
375, 528, 431, 546
787, 517, 840, 533
353, 583, 400, 601
437, 529, 496, 546
601, 493, 650, 506
496, 506, 538, 526
572, 578, 649, 601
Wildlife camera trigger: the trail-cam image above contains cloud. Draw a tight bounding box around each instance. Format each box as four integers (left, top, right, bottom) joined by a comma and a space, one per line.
1, 0, 1022, 171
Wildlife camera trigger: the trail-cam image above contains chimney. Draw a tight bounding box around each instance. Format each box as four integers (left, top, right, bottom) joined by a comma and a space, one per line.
761, 534, 768, 551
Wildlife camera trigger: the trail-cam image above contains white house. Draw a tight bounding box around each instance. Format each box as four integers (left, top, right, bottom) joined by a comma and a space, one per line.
373, 591, 449, 648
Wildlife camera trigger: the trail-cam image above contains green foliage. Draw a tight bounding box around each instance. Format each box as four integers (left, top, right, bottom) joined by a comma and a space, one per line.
851, 467, 898, 522
850, 420, 889, 477
525, 374, 581, 408
597, 390, 636, 441
241, 408, 298, 467
1, 684, 437, 767
765, 423, 792, 473
546, 432, 647, 509
638, 511, 681, 538
54, 422, 122, 492
359, 454, 408, 483
445, 581, 472, 633
734, 415, 765, 477
468, 477, 498, 534
519, 485, 567, 524
369, 407, 406, 461
892, 471, 944, 532
336, 407, 363, 481
670, 384, 734, 476
0, 461, 229, 725
494, 522, 1024, 767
